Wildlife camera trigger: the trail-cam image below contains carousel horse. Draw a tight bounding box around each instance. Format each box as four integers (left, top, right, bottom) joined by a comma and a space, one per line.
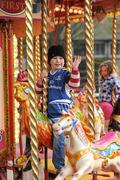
53, 111, 120, 180
74, 91, 105, 140
14, 81, 95, 153
14, 82, 53, 150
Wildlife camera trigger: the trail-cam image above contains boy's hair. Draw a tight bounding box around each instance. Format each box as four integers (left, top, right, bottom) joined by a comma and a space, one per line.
98, 60, 113, 77
48, 45, 66, 65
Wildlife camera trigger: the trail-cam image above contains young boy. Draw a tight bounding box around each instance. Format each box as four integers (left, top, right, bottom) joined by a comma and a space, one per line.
36, 45, 81, 172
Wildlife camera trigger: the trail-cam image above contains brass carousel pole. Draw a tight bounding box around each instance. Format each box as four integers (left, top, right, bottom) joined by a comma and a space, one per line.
41, 0, 49, 179
34, 36, 39, 82
90, 3, 95, 88
65, 4, 72, 71
112, 13, 117, 73
34, 36, 41, 81
25, 0, 39, 179
36, 36, 41, 80
84, 0, 95, 132
34, 35, 42, 108
18, 37, 23, 71
17, 37, 24, 155
13, 35, 22, 155
112, 12, 117, 105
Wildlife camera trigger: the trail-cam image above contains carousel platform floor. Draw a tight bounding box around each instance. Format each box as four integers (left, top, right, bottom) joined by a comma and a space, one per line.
41, 159, 115, 179
40, 150, 115, 180
15, 142, 115, 180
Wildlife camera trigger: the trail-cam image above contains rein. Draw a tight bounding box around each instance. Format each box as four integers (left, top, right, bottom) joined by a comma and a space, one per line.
61, 118, 78, 131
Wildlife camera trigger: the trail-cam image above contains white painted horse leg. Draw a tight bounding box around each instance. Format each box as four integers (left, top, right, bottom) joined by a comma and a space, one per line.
55, 164, 73, 180
71, 163, 93, 180
114, 173, 120, 180
94, 132, 100, 141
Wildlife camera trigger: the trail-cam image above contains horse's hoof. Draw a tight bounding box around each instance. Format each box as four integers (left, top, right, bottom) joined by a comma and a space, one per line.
23, 160, 32, 171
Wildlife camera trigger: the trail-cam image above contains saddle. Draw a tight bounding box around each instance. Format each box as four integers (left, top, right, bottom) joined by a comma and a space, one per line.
92, 131, 120, 159
93, 131, 120, 150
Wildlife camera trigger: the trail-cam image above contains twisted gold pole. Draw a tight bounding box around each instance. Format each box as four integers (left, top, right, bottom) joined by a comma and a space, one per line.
36, 36, 41, 80
41, 1, 48, 178
34, 36, 38, 82
18, 37, 23, 71
84, 0, 94, 132
34, 36, 41, 81
14, 36, 19, 80
112, 13, 117, 73
42, 0, 48, 115
90, 2, 95, 85
112, 13, 117, 106
13, 35, 20, 145
65, 5, 72, 71
25, 0, 39, 179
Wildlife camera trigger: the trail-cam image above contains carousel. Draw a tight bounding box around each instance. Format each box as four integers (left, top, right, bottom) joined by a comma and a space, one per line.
0, 0, 120, 180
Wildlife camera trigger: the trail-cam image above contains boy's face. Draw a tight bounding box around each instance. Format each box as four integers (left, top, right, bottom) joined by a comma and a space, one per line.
50, 56, 65, 71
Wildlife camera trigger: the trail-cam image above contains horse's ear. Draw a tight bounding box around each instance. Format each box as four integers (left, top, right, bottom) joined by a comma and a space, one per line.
61, 110, 68, 115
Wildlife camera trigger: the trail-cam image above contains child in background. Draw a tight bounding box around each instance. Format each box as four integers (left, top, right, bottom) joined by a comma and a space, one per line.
36, 45, 81, 172
98, 60, 120, 132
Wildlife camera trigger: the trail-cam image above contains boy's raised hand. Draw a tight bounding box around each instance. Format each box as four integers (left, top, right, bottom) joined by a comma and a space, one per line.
72, 56, 81, 70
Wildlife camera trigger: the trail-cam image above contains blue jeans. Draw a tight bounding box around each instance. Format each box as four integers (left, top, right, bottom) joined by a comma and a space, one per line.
48, 102, 70, 170
52, 131, 65, 171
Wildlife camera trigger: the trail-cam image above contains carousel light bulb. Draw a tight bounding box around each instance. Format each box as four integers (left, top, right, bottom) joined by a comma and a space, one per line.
61, 8, 65, 12
49, 10, 51, 14
74, 9, 78, 14
69, 8, 73, 13
55, 20, 58, 25
78, 10, 82, 14
55, 6, 60, 12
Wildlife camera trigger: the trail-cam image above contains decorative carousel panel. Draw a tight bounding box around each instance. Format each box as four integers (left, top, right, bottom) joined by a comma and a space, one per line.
0, 32, 8, 164
0, 0, 25, 15
0, 0, 54, 37
0, 28, 15, 165
0, 42, 6, 161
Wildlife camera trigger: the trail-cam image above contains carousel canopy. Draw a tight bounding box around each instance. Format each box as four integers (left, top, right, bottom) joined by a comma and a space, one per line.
0, 0, 120, 36
55, 0, 120, 12
54, 0, 120, 24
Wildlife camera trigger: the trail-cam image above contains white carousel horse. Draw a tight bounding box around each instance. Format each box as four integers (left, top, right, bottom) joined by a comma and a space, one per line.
53, 111, 120, 180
